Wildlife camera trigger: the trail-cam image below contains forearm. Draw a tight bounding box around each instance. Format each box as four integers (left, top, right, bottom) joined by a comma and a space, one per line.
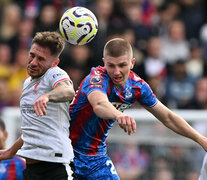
0, 137, 24, 160
9, 137, 23, 155
147, 101, 206, 146
163, 112, 206, 144
47, 80, 75, 102
93, 101, 122, 120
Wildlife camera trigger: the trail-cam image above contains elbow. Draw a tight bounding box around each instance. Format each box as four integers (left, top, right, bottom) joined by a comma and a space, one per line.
67, 89, 75, 101
93, 105, 100, 114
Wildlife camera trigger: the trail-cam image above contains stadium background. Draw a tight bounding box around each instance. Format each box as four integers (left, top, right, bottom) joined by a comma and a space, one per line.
0, 0, 207, 179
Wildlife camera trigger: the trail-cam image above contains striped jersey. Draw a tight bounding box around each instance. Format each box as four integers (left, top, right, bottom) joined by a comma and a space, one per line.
17, 67, 74, 163
0, 156, 25, 180
70, 66, 158, 155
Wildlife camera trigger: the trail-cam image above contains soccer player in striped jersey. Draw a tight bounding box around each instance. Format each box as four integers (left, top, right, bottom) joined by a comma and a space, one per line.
69, 38, 207, 179
0, 118, 25, 180
0, 31, 76, 180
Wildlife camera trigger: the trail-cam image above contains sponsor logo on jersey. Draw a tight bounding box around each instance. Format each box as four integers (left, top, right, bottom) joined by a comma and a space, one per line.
21, 104, 35, 114
111, 102, 131, 112
53, 73, 65, 78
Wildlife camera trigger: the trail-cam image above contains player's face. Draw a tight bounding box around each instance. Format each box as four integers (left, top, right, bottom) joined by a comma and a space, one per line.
103, 54, 135, 88
27, 44, 59, 78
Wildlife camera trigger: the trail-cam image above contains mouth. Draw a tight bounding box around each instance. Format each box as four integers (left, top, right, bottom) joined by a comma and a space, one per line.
28, 66, 38, 73
113, 76, 123, 84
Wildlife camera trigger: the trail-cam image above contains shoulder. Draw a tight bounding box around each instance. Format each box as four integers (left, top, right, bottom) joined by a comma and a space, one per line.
129, 71, 147, 86
46, 66, 67, 75
23, 76, 32, 86
44, 66, 69, 80
86, 66, 108, 82
90, 66, 107, 76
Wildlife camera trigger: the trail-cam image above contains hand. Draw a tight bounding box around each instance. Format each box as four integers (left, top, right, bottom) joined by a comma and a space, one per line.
33, 94, 49, 116
116, 114, 136, 135
0, 148, 14, 162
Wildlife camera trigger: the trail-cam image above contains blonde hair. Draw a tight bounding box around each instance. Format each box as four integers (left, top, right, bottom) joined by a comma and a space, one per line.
103, 38, 133, 59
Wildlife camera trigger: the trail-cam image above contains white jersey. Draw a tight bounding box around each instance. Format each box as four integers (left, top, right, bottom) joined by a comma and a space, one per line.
199, 153, 207, 180
17, 66, 74, 163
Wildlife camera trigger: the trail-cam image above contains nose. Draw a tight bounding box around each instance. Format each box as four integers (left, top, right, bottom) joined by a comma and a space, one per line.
30, 57, 38, 66
114, 66, 120, 75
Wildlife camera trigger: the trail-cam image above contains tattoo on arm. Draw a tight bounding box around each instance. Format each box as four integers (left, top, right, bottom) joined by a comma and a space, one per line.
47, 79, 75, 102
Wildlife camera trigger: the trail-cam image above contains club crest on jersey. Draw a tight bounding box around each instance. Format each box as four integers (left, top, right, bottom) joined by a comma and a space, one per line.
125, 87, 132, 99
33, 81, 40, 95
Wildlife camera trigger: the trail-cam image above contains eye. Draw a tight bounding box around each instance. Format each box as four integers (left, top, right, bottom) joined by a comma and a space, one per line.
29, 53, 35, 58
119, 63, 127, 67
38, 57, 45, 61
108, 64, 115, 68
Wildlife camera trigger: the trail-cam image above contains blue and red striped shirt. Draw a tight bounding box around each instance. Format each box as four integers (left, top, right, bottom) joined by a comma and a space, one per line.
0, 156, 25, 180
70, 66, 157, 155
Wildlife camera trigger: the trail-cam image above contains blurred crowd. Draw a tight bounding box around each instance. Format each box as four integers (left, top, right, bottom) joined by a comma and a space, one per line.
0, 0, 207, 179
1, 0, 207, 112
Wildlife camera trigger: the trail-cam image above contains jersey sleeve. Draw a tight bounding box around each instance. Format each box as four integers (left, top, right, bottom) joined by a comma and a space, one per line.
82, 68, 109, 96
139, 82, 158, 107
46, 67, 71, 88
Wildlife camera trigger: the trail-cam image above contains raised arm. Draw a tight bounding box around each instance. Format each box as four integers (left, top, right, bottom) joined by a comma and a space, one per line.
145, 100, 207, 151
88, 90, 136, 135
34, 79, 75, 116
0, 137, 23, 161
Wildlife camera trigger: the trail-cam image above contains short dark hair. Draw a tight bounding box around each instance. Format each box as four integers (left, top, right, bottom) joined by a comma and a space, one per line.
32, 31, 65, 57
103, 38, 133, 59
0, 118, 5, 131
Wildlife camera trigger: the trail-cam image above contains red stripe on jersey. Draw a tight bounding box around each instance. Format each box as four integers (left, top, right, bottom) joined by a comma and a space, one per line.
6, 160, 16, 180
53, 78, 69, 88
70, 104, 94, 146
87, 118, 110, 155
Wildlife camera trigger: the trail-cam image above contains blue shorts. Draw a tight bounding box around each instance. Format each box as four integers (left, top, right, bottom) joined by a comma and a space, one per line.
74, 151, 120, 180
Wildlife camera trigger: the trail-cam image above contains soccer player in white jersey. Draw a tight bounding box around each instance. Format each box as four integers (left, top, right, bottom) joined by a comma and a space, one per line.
0, 31, 76, 180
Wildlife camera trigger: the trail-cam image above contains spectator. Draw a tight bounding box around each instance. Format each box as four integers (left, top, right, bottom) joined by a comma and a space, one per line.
186, 39, 204, 79
112, 141, 150, 180
34, 4, 59, 33
0, 3, 21, 62
60, 45, 92, 90
178, 0, 205, 40
163, 60, 195, 108
17, 18, 35, 49
0, 78, 10, 113
143, 36, 167, 79
8, 48, 28, 107
160, 20, 190, 64
154, 168, 174, 180
0, 43, 11, 79
123, 2, 154, 52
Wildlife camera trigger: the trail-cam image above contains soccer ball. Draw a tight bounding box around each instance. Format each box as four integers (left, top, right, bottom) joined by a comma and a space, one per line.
59, 6, 98, 45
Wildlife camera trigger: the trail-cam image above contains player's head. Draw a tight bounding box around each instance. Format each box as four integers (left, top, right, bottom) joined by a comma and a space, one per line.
27, 31, 65, 78
103, 38, 135, 87
0, 118, 8, 149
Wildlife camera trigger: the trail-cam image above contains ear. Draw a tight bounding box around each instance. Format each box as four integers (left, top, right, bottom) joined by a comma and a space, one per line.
52, 58, 60, 67
102, 58, 106, 66
130, 58, 135, 69
3, 131, 8, 141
